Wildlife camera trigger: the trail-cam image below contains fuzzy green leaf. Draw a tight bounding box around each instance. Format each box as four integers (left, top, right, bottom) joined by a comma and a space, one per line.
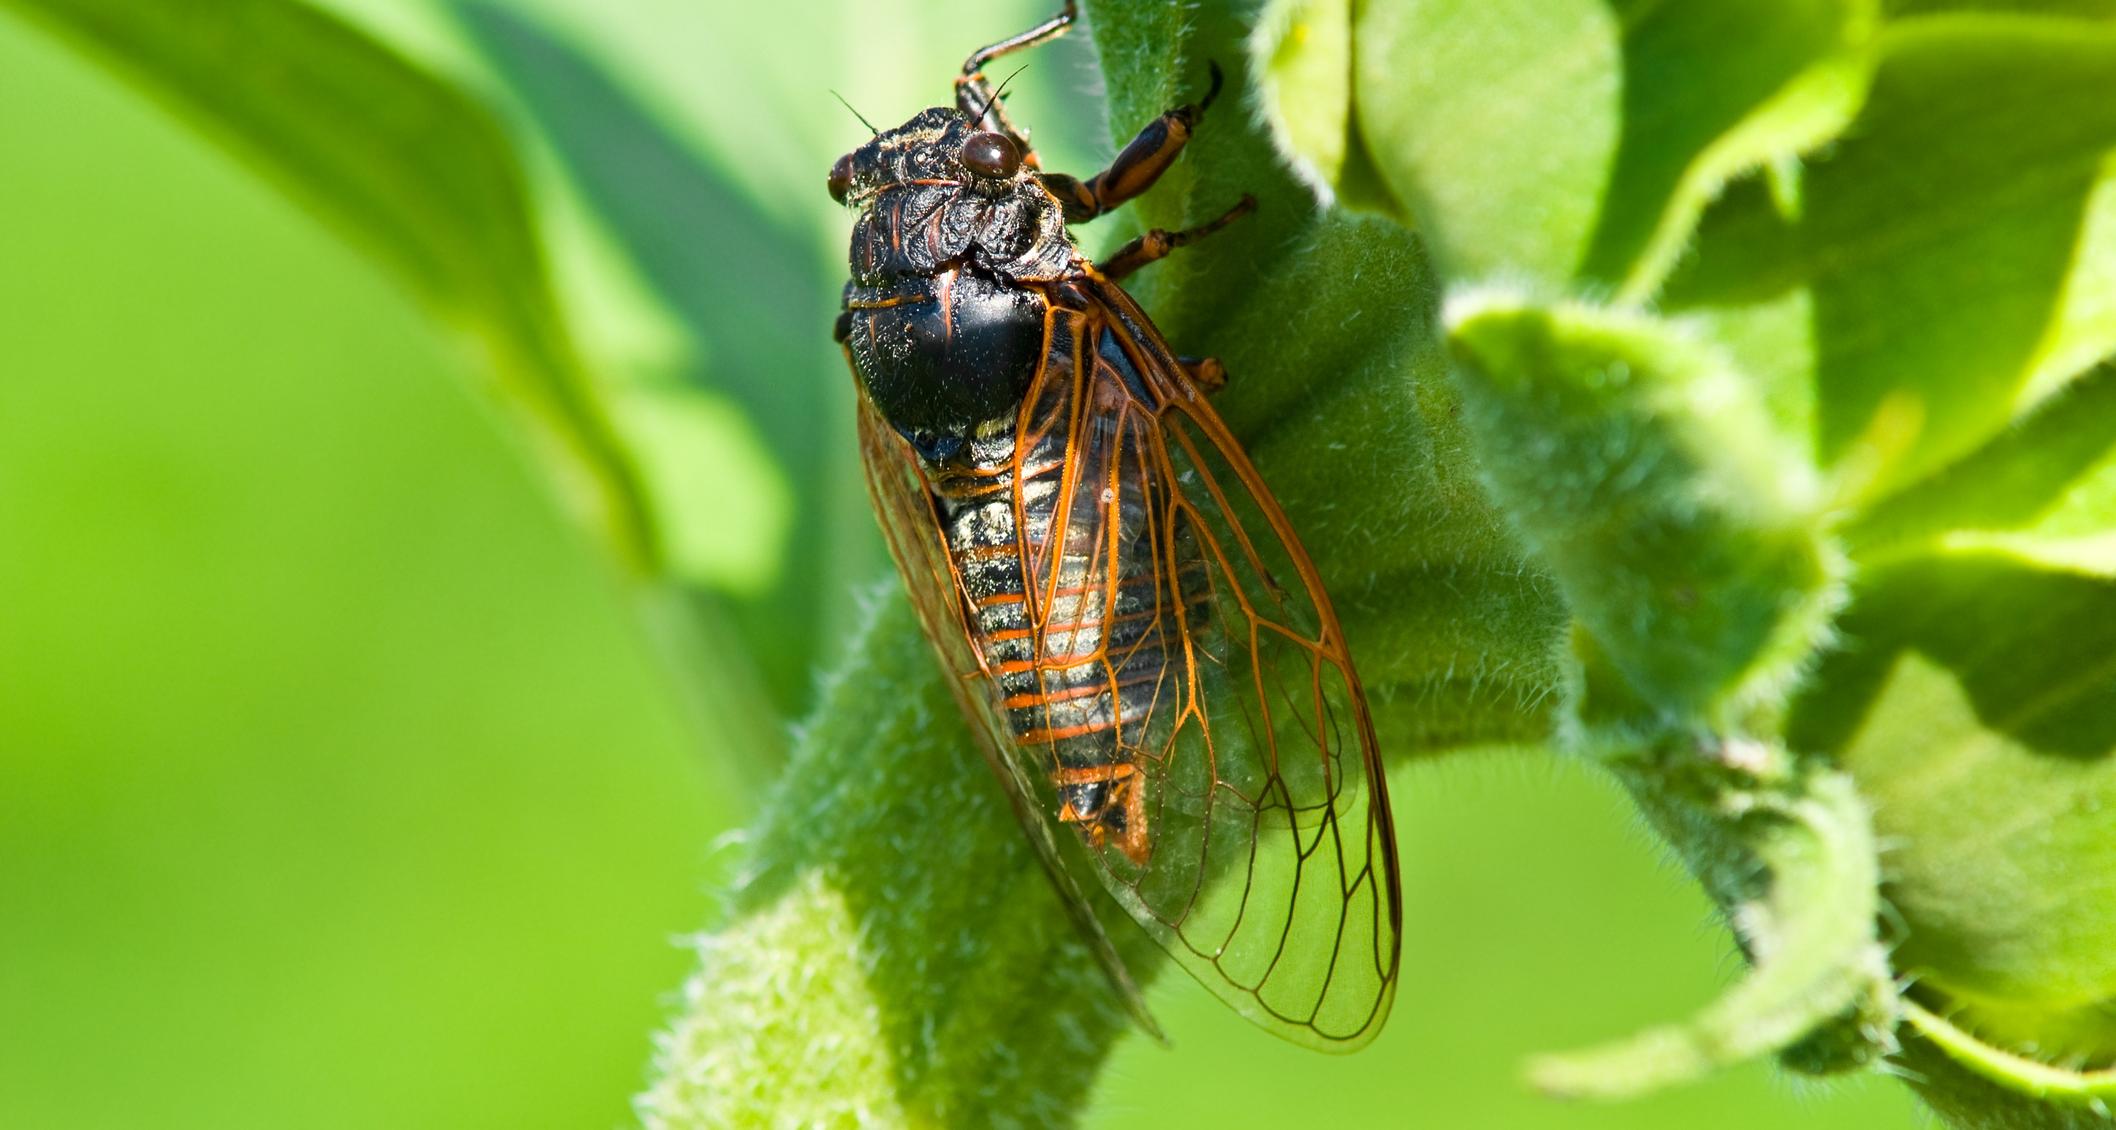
639, 594, 1148, 1128
1447, 295, 1841, 721
1901, 1002, 2116, 1128
1531, 757, 1891, 1097
1246, 0, 1398, 215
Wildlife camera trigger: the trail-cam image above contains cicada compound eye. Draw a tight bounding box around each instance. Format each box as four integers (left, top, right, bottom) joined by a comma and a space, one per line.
960, 131, 1022, 180
828, 153, 855, 203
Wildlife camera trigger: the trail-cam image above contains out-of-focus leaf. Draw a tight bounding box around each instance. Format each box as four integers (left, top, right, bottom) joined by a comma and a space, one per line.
1247, 0, 1397, 214
615, 386, 792, 595
1256, 0, 1874, 295
1665, 16, 2116, 493
0, 19, 731, 1124
1887, 0, 2116, 16
1791, 554, 2116, 1012
1849, 364, 2116, 562
453, 0, 864, 713
0, 0, 658, 569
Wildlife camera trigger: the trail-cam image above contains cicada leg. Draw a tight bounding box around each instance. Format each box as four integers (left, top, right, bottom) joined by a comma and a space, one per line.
1178, 356, 1227, 395
1098, 194, 1258, 282
955, 1, 1078, 167
1052, 761, 1151, 865
1042, 61, 1227, 224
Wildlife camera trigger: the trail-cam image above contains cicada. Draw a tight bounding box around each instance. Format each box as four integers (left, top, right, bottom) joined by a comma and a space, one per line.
830, 1, 1400, 1050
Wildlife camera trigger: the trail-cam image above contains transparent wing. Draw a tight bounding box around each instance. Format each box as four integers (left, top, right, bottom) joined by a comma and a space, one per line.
852, 386, 1164, 1042
1014, 286, 1403, 1050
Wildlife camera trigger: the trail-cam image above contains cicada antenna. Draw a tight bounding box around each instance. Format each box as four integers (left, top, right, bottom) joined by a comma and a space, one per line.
970, 64, 1029, 130
831, 90, 881, 136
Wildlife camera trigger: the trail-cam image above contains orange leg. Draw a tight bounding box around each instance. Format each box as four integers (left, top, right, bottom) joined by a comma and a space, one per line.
1098, 194, 1257, 281
1179, 356, 1227, 395
1043, 63, 1229, 224
1052, 761, 1151, 865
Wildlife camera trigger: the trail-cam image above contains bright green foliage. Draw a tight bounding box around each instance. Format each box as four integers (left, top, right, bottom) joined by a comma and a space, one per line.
1259, 1, 2116, 1126
1531, 753, 1891, 1096
1666, 16, 2116, 493
1292, 0, 1876, 297
1796, 560, 2116, 1042
23, 0, 2116, 1127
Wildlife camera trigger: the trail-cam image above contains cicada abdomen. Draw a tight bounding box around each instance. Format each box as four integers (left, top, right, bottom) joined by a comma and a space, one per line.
927, 306, 1211, 865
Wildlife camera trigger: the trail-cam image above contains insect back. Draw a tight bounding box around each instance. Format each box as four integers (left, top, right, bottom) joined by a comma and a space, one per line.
832, 109, 1072, 464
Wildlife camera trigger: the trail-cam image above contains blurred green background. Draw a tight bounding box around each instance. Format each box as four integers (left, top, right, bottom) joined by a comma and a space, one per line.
0, 1, 1924, 1125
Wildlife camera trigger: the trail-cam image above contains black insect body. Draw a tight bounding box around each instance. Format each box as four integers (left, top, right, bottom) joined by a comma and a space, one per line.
833, 2, 1402, 1051
834, 108, 1067, 464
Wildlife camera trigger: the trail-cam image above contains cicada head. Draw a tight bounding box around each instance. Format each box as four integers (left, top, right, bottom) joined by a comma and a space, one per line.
829, 108, 1072, 286
828, 108, 1026, 205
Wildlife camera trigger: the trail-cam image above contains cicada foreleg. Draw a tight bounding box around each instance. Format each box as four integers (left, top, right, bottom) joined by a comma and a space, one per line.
1042, 61, 1226, 224
955, 1, 1078, 167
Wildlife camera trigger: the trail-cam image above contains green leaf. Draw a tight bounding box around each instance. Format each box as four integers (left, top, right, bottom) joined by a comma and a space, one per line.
1779, 551, 2116, 1126
1447, 294, 1841, 721
1259, 0, 1875, 295
1, 0, 659, 569
613, 386, 792, 595
1246, 0, 1398, 215
639, 593, 1151, 1129
1665, 16, 2116, 494
1887, 0, 2116, 17
1081, 2, 1573, 746
1901, 1002, 2116, 1128
452, 0, 874, 715
1848, 364, 2116, 562
1791, 554, 2116, 1011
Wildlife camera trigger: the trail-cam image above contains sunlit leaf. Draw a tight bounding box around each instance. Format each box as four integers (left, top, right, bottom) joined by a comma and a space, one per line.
1256, 0, 1875, 296
1667, 16, 2116, 492
1792, 555, 2116, 1013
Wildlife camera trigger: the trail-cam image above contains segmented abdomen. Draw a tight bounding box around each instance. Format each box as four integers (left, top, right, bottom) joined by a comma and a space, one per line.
933, 426, 1174, 850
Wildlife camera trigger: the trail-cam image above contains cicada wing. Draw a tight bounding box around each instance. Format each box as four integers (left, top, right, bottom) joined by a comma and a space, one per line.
853, 390, 1164, 1042
1027, 290, 1403, 1050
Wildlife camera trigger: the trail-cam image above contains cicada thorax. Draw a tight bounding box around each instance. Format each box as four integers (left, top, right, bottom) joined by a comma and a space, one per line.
838, 145, 1074, 462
